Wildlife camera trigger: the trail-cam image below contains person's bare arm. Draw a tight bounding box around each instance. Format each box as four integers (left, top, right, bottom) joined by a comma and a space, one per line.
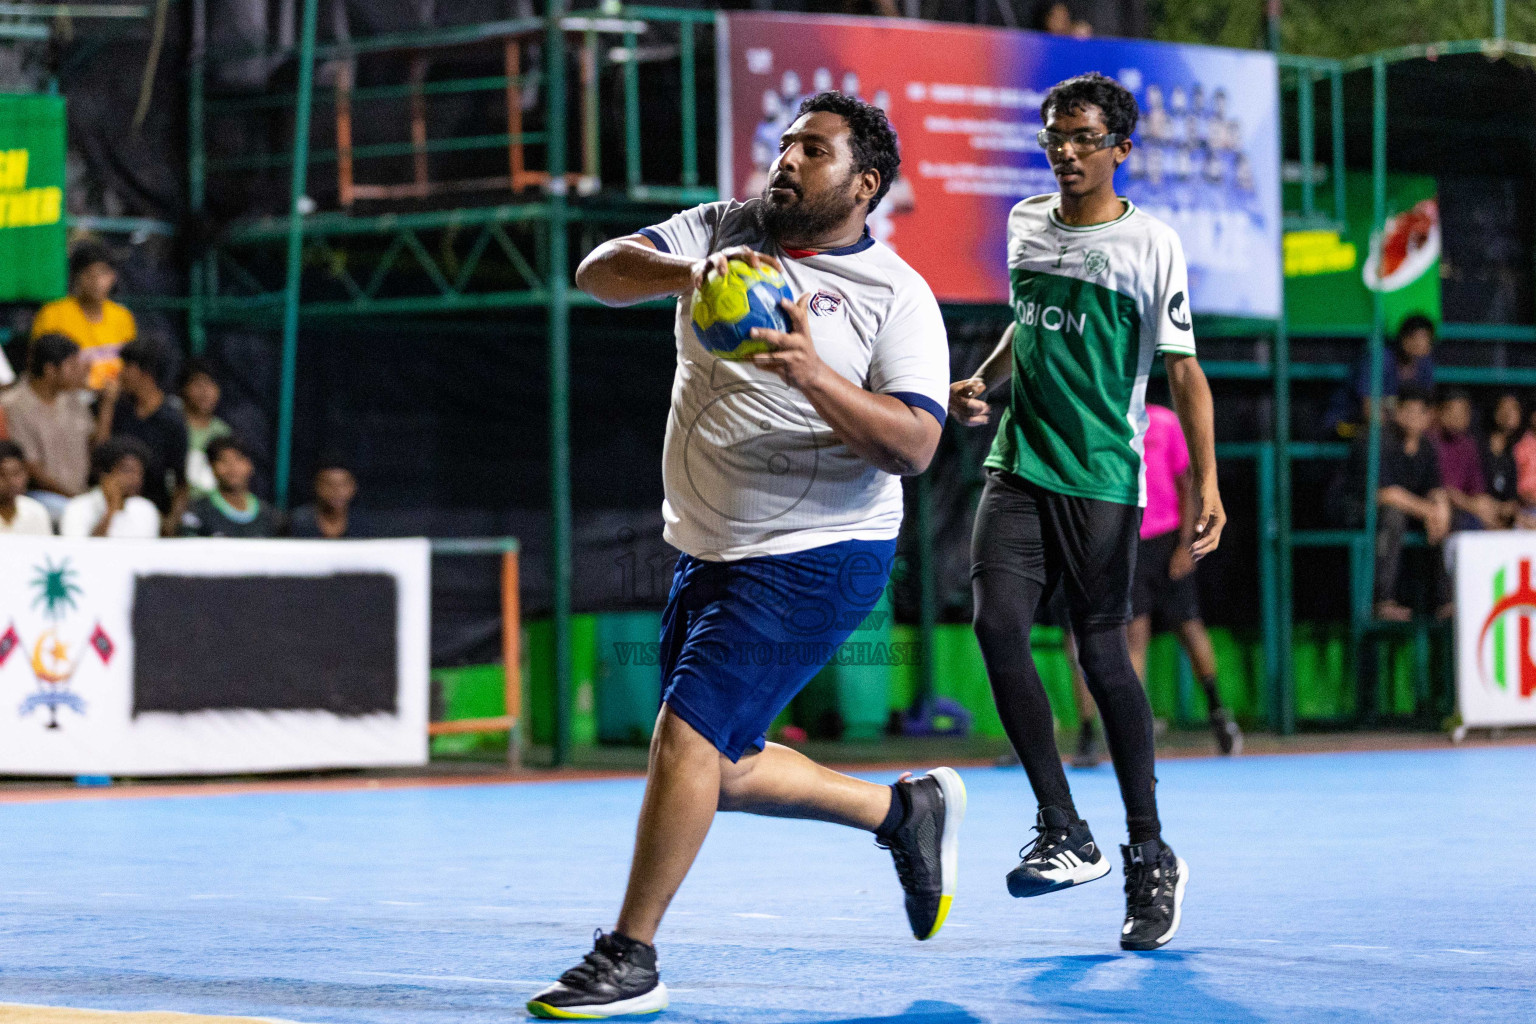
93, 377, 119, 446
749, 295, 942, 476
24, 459, 74, 497
1427, 488, 1453, 543
1444, 487, 1481, 516
574, 235, 782, 309
90, 479, 123, 537
948, 322, 1014, 426
1165, 353, 1225, 559
1376, 485, 1443, 534
1169, 470, 1198, 580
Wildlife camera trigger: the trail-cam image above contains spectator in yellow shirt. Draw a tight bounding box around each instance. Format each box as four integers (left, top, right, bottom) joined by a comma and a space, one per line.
31, 242, 136, 391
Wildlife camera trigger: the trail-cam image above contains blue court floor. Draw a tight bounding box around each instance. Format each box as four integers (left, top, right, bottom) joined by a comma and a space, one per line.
0, 746, 1533, 1023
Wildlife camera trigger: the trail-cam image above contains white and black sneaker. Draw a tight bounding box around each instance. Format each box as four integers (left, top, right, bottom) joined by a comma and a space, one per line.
1210, 708, 1243, 756
1120, 839, 1188, 950
1005, 805, 1111, 898
527, 929, 669, 1019
876, 767, 966, 940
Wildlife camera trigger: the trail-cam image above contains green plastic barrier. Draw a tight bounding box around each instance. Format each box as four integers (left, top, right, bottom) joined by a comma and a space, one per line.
525, 614, 598, 747
434, 616, 1439, 757
594, 611, 663, 745
430, 663, 510, 756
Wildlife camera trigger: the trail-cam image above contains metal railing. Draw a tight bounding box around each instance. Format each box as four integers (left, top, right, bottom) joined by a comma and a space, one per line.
429, 537, 523, 767
172, 8, 1536, 752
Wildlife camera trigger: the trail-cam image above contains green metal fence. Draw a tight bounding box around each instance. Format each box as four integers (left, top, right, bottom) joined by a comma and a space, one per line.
174, 7, 1536, 757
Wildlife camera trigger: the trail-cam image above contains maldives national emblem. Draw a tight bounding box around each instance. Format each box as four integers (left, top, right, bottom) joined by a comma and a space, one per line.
0, 557, 114, 730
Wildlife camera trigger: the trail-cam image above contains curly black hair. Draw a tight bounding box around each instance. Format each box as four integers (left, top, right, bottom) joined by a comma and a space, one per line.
92, 435, 153, 479
1040, 72, 1139, 138
206, 435, 252, 466
796, 91, 901, 213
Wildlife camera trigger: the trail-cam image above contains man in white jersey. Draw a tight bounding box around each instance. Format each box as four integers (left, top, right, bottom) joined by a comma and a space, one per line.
950, 73, 1224, 950
529, 92, 960, 1019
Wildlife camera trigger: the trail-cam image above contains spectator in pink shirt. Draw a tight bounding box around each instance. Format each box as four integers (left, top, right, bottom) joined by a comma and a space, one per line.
1511, 405, 1536, 527
1127, 404, 1240, 754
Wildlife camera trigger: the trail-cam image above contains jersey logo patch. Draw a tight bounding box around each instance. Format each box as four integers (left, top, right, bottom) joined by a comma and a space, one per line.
1082, 249, 1110, 276
1168, 291, 1192, 331
808, 291, 844, 317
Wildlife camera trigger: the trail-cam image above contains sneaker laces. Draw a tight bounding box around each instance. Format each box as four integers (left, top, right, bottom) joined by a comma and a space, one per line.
1018, 821, 1071, 863
559, 929, 622, 986
1124, 860, 1168, 918
879, 833, 920, 890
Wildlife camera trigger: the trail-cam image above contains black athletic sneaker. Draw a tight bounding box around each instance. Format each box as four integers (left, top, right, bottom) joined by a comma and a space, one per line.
1070, 720, 1104, 769
1120, 839, 1188, 951
527, 930, 669, 1019
1005, 805, 1111, 897
876, 766, 966, 940
1210, 708, 1243, 756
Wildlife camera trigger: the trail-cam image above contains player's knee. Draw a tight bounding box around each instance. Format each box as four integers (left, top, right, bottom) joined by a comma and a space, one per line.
651, 704, 717, 765
1075, 627, 1136, 683
972, 596, 1025, 650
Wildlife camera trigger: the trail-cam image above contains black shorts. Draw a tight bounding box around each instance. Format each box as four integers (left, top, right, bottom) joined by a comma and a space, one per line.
1131, 529, 1202, 629
971, 469, 1141, 628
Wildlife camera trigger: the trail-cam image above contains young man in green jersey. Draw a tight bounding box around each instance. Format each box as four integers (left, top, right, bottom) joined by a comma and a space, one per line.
949, 72, 1224, 950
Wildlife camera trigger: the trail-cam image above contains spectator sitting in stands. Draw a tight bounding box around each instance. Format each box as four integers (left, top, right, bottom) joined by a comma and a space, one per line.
0, 440, 52, 535
97, 337, 187, 530
1433, 387, 1507, 529
288, 458, 360, 539
60, 437, 161, 538
1324, 313, 1437, 438
1329, 385, 1452, 621
180, 436, 281, 538
180, 358, 232, 498
0, 334, 93, 522
1033, 1, 1073, 33
1509, 404, 1536, 529
1482, 392, 1522, 512
31, 242, 137, 392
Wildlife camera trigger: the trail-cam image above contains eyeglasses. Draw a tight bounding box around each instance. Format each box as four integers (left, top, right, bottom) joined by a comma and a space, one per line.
1036, 129, 1127, 153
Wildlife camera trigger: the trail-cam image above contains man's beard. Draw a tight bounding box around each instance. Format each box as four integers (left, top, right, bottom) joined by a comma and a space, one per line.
761, 173, 860, 244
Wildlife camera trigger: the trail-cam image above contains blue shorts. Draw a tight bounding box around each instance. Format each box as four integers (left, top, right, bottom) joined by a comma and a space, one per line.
659, 538, 897, 761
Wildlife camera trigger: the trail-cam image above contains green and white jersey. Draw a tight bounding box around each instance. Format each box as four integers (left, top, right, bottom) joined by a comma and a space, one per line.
985, 194, 1197, 506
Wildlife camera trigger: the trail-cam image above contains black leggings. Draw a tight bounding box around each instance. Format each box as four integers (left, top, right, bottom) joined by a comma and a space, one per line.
970, 472, 1161, 844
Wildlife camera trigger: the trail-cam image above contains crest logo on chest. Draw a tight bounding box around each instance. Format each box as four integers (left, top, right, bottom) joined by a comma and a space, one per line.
808, 291, 844, 317
1083, 249, 1110, 276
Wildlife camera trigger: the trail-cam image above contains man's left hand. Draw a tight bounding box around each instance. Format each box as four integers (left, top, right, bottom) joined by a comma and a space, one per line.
750, 295, 825, 391
1190, 484, 1226, 561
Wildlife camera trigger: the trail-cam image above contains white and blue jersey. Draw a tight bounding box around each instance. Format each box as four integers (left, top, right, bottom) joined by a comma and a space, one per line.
638, 199, 951, 562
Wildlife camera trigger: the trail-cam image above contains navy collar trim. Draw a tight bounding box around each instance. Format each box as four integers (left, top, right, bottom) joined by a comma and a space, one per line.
782, 228, 876, 258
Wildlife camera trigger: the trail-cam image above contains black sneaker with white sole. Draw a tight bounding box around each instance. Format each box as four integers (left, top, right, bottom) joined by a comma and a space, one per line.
527, 930, 669, 1019
1210, 708, 1243, 756
1006, 805, 1111, 898
1120, 839, 1188, 951
876, 766, 966, 940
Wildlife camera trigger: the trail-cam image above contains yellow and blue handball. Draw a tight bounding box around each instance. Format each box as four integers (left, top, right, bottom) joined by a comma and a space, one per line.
690, 259, 795, 360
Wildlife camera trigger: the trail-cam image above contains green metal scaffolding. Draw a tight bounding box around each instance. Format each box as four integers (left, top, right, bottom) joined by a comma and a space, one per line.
181, 5, 1536, 758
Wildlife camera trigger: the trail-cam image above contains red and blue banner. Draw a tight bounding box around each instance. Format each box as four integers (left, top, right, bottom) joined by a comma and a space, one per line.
718, 13, 1281, 317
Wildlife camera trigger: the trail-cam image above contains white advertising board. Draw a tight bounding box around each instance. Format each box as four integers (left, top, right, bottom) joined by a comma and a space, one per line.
0, 537, 429, 775
1451, 531, 1536, 728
